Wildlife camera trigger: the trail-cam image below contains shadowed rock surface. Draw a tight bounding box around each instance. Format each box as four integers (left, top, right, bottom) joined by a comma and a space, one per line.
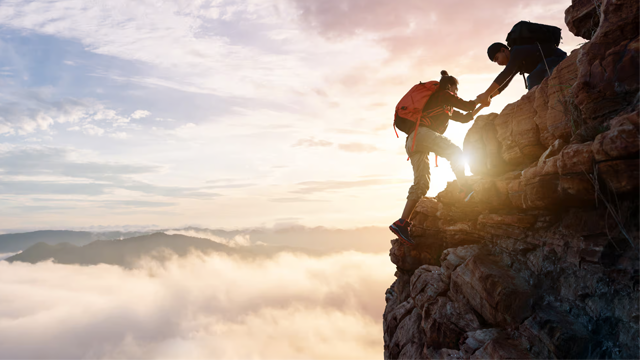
384, 1, 639, 358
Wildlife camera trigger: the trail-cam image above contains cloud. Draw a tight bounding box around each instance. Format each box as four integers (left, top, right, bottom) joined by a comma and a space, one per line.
109, 131, 128, 139
269, 197, 326, 203
291, 139, 379, 153
0, 90, 134, 135
0, 252, 20, 260
9, 198, 176, 209
164, 229, 251, 247
0, 146, 158, 178
0, 146, 217, 199
294, 178, 405, 194
337, 142, 379, 153
288, 0, 575, 62
292, 138, 333, 147
0, 251, 394, 358
130, 110, 151, 119
104, 200, 175, 208
0, 180, 109, 196
81, 124, 105, 136
204, 178, 256, 189
204, 183, 254, 189
0, 0, 320, 100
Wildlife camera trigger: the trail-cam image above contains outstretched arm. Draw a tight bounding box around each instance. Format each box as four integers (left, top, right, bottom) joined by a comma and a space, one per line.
476, 47, 526, 106
440, 91, 477, 112
475, 82, 501, 106
451, 102, 486, 124
450, 110, 474, 123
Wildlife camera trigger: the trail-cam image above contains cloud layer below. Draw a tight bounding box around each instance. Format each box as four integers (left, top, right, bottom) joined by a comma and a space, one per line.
0, 250, 395, 359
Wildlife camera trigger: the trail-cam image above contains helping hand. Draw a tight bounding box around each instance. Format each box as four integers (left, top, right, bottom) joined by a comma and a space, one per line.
471, 104, 485, 118
475, 93, 491, 107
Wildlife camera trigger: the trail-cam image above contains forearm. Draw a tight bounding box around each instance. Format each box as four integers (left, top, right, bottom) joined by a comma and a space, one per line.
451, 110, 474, 123
441, 91, 477, 112
483, 82, 501, 98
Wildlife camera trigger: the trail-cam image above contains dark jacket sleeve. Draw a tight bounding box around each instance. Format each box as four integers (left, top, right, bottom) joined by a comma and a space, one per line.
450, 110, 473, 123
493, 46, 529, 90
496, 75, 514, 95
440, 91, 477, 112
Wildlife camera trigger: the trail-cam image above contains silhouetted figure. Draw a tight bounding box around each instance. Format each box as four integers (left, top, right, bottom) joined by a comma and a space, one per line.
476, 21, 567, 107
390, 71, 477, 245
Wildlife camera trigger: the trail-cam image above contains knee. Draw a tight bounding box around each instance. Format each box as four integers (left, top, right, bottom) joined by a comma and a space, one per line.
448, 148, 464, 165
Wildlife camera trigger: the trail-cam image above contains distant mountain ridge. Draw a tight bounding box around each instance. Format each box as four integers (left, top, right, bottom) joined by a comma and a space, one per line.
5, 232, 321, 267
0, 230, 150, 253
0, 226, 393, 254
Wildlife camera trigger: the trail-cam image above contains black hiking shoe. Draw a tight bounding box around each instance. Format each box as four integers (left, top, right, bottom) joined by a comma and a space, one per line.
389, 218, 415, 246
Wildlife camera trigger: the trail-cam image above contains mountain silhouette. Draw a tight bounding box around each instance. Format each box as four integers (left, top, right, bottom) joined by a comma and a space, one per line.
0, 230, 150, 253
5, 232, 321, 267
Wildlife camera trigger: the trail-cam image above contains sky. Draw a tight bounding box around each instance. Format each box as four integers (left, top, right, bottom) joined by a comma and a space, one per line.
0, 0, 584, 230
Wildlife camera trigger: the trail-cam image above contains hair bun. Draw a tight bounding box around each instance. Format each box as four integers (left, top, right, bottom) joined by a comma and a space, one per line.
441, 70, 449, 76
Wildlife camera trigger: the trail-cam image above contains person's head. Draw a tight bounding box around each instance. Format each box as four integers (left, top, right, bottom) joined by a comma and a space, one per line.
439, 70, 459, 94
487, 43, 510, 66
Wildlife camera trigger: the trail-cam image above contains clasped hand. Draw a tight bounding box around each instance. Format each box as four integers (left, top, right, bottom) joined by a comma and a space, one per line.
475, 93, 491, 107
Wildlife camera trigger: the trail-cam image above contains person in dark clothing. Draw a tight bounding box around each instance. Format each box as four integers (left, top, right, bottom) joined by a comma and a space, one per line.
476, 42, 567, 106
390, 71, 478, 246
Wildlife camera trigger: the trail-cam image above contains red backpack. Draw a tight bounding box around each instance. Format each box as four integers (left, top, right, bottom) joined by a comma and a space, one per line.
393, 81, 445, 152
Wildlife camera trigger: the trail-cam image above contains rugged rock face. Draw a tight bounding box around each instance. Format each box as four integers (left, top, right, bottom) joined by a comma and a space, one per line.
383, 1, 639, 359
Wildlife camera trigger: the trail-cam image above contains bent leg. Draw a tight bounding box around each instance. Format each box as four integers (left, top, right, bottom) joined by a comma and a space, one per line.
411, 127, 466, 183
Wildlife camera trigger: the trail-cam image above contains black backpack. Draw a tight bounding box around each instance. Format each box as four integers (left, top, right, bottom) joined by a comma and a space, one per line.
506, 21, 562, 48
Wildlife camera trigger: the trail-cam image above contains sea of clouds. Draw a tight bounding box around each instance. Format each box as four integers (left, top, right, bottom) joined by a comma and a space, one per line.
0, 250, 395, 359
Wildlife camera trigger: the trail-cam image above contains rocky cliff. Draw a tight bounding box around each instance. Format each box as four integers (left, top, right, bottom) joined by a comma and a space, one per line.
383, 0, 639, 358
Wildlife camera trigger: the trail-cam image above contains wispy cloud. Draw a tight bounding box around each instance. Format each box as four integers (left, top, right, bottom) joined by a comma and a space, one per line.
288, 0, 576, 66
164, 229, 250, 247
0, 90, 136, 136
0, 146, 217, 199
337, 142, 379, 153
269, 197, 327, 203
292, 138, 333, 147
130, 110, 151, 119
294, 178, 405, 194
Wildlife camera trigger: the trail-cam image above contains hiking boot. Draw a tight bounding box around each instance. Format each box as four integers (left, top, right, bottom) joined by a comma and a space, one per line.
389, 218, 415, 246
457, 179, 474, 201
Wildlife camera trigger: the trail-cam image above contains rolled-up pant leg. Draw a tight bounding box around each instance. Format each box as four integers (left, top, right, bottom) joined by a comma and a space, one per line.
405, 127, 465, 200
405, 145, 431, 200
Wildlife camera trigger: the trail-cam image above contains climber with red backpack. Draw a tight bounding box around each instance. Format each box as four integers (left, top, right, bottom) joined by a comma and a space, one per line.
389, 71, 478, 246
476, 21, 567, 107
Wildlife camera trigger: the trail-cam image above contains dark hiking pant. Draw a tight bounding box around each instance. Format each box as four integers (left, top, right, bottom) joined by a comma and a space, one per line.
527, 47, 568, 90
405, 126, 465, 200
